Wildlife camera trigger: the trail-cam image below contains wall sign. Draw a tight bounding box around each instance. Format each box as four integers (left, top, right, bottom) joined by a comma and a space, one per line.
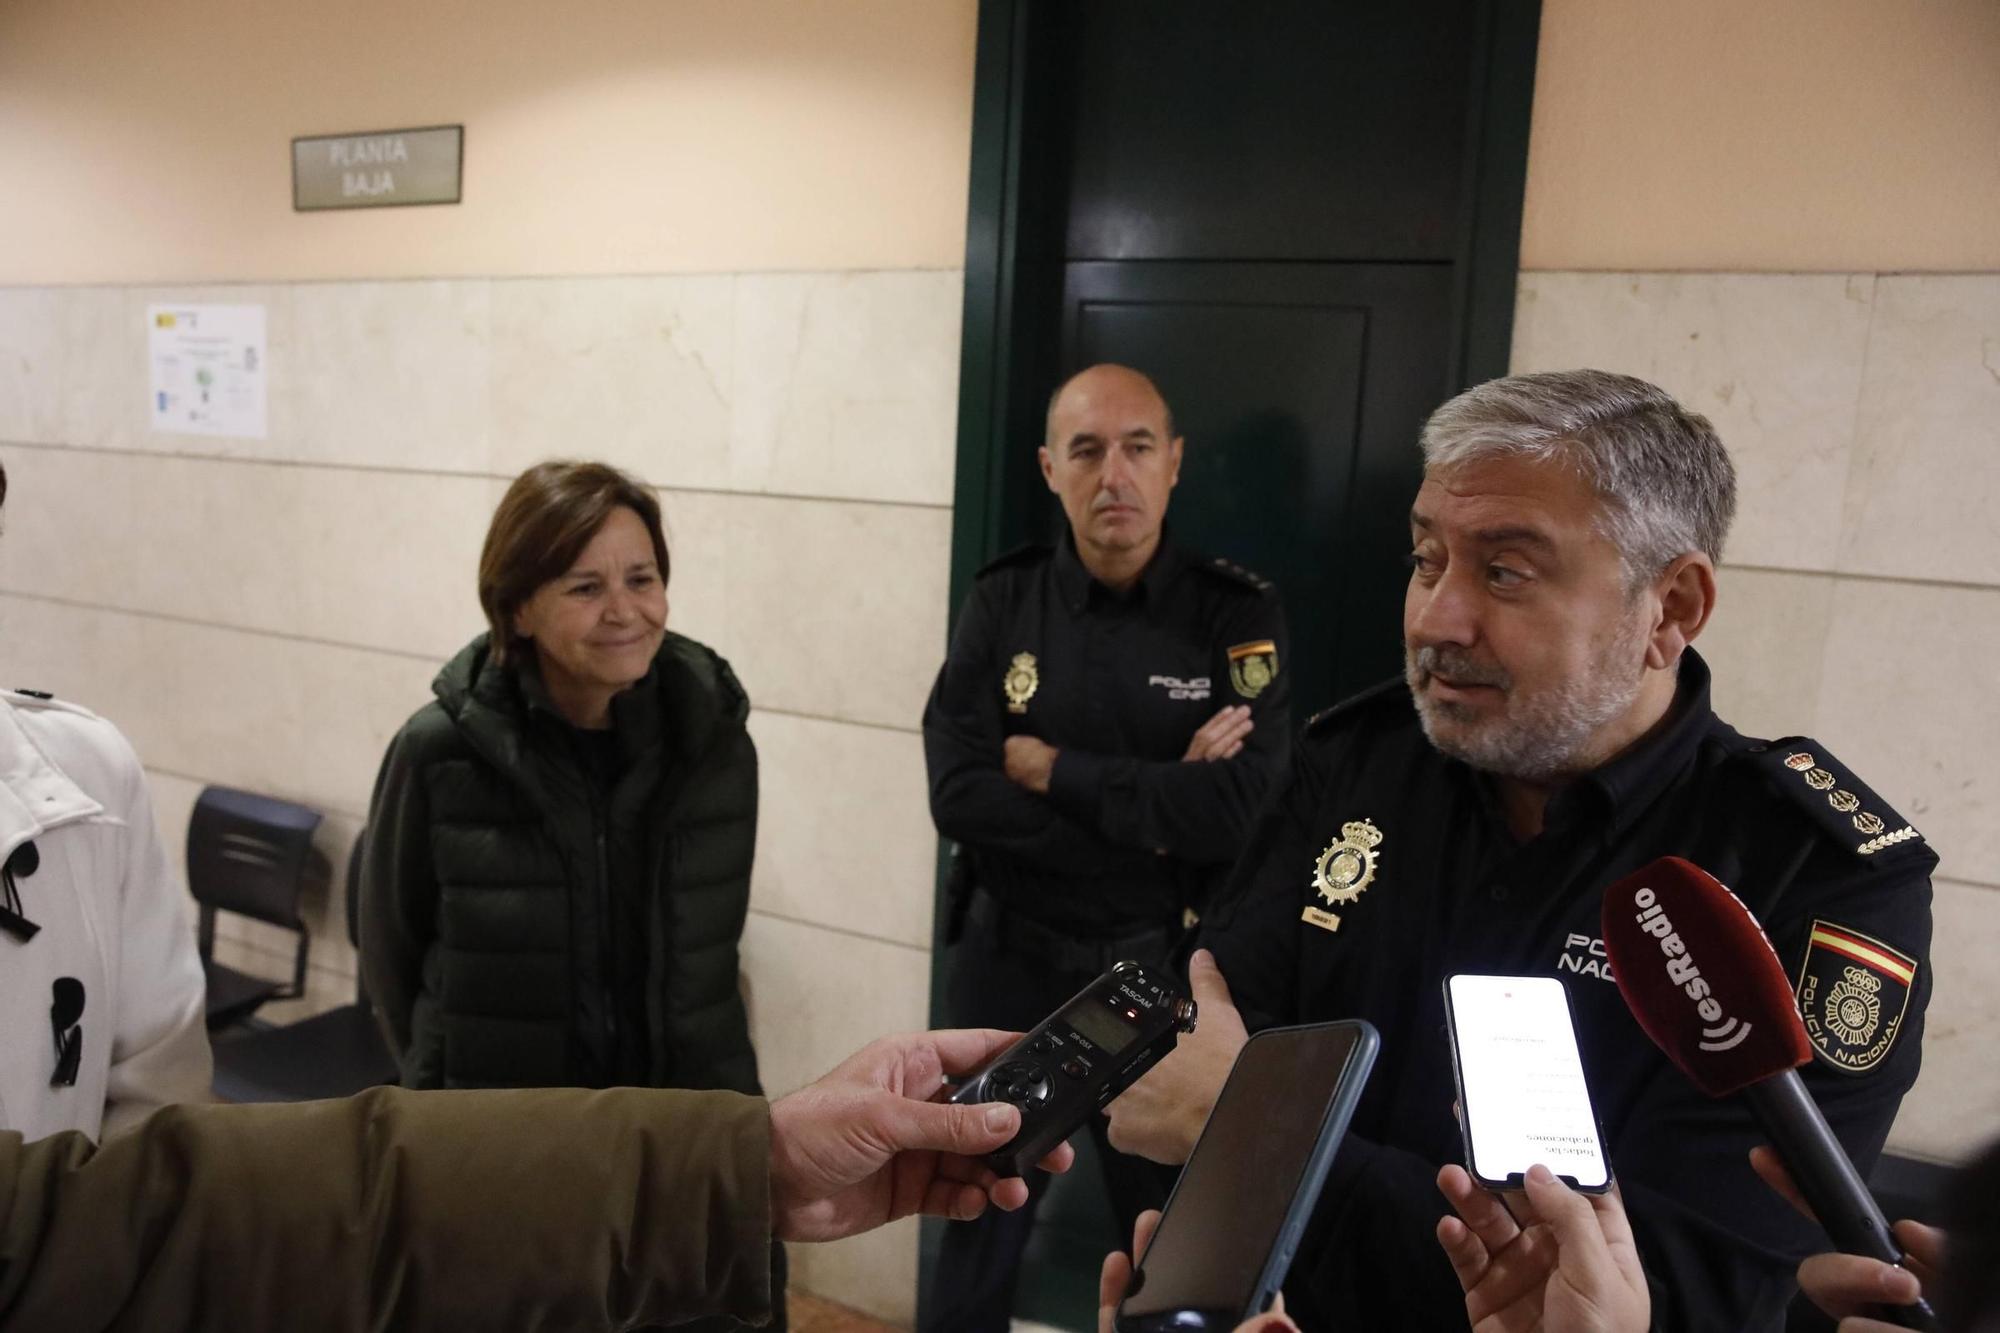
292, 125, 463, 210
148, 304, 267, 439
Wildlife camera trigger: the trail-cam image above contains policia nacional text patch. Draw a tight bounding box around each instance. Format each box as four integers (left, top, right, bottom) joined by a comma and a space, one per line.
1795, 919, 1917, 1074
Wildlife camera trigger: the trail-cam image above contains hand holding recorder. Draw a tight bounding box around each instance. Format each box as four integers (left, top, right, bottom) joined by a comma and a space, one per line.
770, 1027, 1079, 1241
945, 959, 1195, 1178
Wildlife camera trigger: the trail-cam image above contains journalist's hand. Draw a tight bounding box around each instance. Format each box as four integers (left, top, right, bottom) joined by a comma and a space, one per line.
768, 1029, 1075, 1242
1435, 1163, 1649, 1333
1097, 1209, 1297, 1333
1104, 950, 1247, 1165
1749, 1145, 1942, 1330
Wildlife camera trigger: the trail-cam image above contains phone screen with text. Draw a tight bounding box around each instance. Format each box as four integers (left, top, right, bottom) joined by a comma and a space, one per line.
1448, 973, 1610, 1191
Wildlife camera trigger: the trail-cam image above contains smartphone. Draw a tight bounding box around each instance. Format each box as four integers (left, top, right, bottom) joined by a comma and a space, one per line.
1443, 973, 1612, 1193
1114, 1019, 1379, 1332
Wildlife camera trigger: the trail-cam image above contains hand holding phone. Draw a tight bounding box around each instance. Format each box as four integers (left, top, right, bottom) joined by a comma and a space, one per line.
1113, 1019, 1379, 1332
1099, 1210, 1300, 1333
1435, 1162, 1650, 1333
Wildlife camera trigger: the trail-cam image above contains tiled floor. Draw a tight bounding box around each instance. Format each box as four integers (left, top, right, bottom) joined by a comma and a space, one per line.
786, 1292, 899, 1332
786, 1293, 1074, 1333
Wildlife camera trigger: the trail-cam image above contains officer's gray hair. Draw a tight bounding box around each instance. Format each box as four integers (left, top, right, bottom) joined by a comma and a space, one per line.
1419, 369, 1737, 589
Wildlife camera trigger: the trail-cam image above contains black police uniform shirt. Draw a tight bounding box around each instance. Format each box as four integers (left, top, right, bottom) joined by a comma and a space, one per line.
1201, 649, 1934, 1332
922, 533, 1291, 936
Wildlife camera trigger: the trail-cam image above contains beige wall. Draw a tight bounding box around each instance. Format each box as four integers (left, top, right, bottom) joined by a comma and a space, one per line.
0, 0, 975, 1322
1523, 0, 2000, 1163
1512, 272, 2000, 1162
0, 0, 974, 283
1521, 0, 2000, 271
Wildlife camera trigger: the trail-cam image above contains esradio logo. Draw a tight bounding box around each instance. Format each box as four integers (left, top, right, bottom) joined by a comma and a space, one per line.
1630, 884, 1752, 1053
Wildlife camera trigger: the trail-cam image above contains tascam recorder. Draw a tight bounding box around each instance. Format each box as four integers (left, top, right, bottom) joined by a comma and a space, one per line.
948, 960, 1196, 1178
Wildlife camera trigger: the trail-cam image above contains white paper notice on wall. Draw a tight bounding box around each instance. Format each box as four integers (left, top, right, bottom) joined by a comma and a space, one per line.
148, 303, 267, 439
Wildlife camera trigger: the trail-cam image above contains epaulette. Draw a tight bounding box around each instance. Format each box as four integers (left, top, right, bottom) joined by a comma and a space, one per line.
975, 543, 1050, 579
1304, 677, 1408, 736
1744, 739, 1932, 868
1194, 555, 1273, 594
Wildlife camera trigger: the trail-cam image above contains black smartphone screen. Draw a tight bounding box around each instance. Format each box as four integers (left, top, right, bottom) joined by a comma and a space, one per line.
1119, 1022, 1372, 1323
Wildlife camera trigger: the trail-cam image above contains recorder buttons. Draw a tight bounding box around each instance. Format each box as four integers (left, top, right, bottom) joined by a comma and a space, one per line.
1059, 1056, 1089, 1080
987, 1060, 1051, 1109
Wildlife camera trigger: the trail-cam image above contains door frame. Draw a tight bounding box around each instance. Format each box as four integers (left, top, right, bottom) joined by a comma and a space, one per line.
945, 0, 1544, 638
931, 0, 1543, 961
921, 3, 1544, 1316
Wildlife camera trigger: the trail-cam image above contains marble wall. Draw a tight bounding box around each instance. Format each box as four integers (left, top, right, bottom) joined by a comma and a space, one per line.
7, 262, 1992, 1313
0, 269, 960, 1319
1513, 271, 2000, 1161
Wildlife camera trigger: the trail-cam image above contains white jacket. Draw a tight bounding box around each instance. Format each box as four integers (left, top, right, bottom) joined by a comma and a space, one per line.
0, 689, 211, 1141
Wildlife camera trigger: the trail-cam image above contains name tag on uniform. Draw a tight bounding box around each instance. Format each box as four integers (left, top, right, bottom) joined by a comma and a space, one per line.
1301, 906, 1342, 933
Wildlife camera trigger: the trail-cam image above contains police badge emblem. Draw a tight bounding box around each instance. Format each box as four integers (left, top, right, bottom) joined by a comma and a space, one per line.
1795, 919, 1917, 1074
1003, 652, 1040, 714
1226, 640, 1279, 700
1312, 819, 1384, 906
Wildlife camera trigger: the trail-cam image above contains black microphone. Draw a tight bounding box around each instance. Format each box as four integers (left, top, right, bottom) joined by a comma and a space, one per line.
2, 839, 41, 942
50, 976, 84, 1088
1601, 857, 1939, 1332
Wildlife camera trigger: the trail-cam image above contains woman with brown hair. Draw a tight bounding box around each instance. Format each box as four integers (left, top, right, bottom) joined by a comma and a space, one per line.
359, 459, 782, 1327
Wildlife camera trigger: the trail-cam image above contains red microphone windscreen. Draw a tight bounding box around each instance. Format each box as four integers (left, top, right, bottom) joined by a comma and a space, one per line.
1601, 857, 1813, 1098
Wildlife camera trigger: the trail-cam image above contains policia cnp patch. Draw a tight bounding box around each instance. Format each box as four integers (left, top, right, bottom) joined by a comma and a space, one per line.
1227, 640, 1278, 699
1795, 919, 1918, 1074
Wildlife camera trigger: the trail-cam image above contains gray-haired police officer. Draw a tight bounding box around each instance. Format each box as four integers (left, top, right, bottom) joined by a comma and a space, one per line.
1106, 370, 1934, 1332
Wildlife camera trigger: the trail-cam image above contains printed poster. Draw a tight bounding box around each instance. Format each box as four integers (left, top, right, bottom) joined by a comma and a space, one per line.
148, 303, 266, 439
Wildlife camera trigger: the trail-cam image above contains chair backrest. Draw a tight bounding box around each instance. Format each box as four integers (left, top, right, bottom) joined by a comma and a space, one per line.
187, 786, 322, 991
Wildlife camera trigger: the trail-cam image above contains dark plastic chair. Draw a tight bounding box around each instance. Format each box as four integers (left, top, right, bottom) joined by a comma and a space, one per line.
211, 830, 400, 1103
187, 785, 322, 1031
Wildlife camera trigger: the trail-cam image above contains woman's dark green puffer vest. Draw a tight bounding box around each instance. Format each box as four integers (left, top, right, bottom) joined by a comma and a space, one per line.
359, 630, 762, 1096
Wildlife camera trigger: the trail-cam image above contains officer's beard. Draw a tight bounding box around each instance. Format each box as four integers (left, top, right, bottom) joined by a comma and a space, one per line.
1406, 614, 1649, 782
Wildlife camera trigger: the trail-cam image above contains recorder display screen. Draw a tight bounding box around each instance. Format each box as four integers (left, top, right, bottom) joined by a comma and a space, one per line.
1066, 1000, 1140, 1055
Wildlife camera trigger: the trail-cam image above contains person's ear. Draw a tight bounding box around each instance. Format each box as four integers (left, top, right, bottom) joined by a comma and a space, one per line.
1645, 553, 1717, 670
1167, 435, 1184, 490
1039, 445, 1058, 493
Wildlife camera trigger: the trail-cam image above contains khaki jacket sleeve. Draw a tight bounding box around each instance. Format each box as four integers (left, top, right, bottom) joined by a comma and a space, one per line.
0, 1086, 773, 1333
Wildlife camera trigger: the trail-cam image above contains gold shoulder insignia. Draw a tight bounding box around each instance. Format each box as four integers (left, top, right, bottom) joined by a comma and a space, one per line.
1750, 741, 1931, 867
